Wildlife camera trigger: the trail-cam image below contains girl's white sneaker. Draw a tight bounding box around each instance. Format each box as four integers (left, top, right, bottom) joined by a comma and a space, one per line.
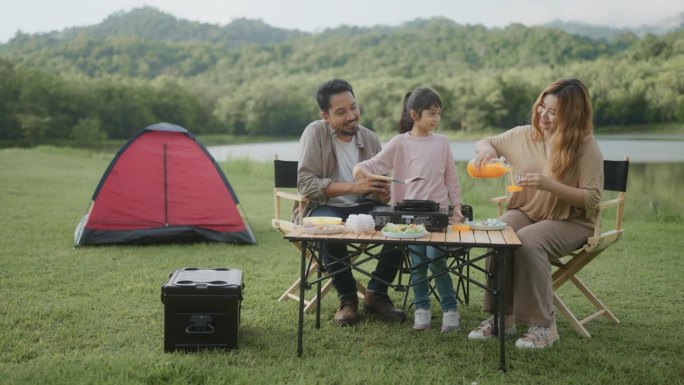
413, 308, 432, 330
441, 309, 460, 332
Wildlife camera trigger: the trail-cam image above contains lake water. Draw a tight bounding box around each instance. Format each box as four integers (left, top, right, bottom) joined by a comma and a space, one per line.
208, 138, 684, 163
207, 138, 683, 221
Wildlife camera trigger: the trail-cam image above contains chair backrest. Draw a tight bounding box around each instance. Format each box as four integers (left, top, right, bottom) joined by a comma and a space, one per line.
603, 159, 629, 192
274, 159, 299, 189
273, 154, 308, 227
585, 156, 629, 249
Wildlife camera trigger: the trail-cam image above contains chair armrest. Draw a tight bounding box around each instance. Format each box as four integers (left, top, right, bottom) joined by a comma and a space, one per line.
598, 198, 623, 209
584, 229, 623, 252
490, 195, 507, 217
490, 195, 506, 204
276, 191, 308, 203
272, 219, 298, 233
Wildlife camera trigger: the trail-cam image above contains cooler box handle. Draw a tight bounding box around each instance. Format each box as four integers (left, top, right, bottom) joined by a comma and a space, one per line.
185, 314, 215, 334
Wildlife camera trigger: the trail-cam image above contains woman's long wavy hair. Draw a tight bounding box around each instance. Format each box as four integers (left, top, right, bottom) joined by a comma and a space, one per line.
531, 78, 593, 181
397, 87, 442, 133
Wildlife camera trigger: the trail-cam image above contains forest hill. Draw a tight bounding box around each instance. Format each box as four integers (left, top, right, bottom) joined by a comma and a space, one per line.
1, 7, 682, 146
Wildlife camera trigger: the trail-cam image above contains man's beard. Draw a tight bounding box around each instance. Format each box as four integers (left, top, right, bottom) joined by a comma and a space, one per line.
338, 120, 358, 137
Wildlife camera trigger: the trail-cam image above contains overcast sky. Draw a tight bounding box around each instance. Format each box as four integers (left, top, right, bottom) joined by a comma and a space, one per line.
2, 0, 683, 43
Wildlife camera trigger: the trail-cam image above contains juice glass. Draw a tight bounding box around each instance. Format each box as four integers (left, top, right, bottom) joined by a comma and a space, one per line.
506, 169, 524, 192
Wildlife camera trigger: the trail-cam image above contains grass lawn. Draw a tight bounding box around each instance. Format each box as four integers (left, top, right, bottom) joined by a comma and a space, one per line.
1, 147, 682, 385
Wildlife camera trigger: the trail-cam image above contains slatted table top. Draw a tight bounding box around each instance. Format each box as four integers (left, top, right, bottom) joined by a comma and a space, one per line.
285, 227, 521, 248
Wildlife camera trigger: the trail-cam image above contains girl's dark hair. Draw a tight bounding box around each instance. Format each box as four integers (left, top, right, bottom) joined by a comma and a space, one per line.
397, 87, 442, 133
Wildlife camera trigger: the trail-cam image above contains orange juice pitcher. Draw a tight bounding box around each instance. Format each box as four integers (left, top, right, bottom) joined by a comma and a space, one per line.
467, 157, 511, 178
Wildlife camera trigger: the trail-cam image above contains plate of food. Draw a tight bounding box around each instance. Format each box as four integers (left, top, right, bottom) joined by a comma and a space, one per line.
464, 219, 507, 231
303, 216, 343, 225
301, 223, 345, 234
381, 223, 428, 239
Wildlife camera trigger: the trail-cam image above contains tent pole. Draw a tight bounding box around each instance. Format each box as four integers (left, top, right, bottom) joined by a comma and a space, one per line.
164, 143, 169, 227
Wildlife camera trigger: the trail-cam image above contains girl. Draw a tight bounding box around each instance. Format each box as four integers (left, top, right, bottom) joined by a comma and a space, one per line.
353, 87, 464, 332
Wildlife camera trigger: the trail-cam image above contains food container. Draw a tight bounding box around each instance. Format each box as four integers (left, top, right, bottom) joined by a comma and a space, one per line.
345, 214, 376, 234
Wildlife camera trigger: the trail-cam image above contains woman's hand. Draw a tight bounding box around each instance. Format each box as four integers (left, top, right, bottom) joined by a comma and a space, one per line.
517, 172, 551, 191
518, 172, 589, 209
474, 139, 498, 168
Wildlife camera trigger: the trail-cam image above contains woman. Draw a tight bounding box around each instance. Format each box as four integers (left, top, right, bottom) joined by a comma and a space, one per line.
468, 78, 603, 349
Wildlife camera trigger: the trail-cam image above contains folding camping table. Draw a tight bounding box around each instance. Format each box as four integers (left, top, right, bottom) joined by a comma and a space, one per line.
284, 227, 521, 371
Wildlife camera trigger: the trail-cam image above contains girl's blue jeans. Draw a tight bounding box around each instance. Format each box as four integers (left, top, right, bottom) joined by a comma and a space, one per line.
409, 245, 458, 311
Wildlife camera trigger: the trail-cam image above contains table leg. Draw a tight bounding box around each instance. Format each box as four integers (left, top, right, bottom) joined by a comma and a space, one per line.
315, 242, 322, 329
297, 240, 307, 356
497, 248, 508, 372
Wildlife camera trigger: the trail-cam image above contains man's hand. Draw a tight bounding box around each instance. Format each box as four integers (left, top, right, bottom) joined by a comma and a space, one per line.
370, 180, 391, 203
352, 165, 391, 202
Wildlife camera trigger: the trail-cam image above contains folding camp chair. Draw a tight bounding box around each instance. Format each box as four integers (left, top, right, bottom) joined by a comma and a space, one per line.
491, 157, 628, 337
272, 155, 365, 313
400, 204, 473, 310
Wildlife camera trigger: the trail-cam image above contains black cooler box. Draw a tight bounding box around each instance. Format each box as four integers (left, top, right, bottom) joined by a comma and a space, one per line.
161, 267, 243, 352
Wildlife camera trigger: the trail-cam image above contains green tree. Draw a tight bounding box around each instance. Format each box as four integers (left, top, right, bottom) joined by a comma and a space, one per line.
0, 59, 20, 140
18, 114, 51, 145
70, 116, 107, 145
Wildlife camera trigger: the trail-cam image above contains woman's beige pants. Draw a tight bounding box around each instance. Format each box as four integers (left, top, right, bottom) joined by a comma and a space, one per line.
482, 209, 593, 327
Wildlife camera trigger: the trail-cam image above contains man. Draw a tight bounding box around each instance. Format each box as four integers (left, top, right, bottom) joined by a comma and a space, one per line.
294, 78, 406, 326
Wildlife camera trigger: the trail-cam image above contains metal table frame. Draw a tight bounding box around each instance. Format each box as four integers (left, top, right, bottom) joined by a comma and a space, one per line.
285, 228, 521, 371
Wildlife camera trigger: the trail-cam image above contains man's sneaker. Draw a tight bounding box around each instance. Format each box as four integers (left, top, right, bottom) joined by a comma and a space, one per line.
333, 295, 358, 326
363, 292, 407, 322
515, 322, 559, 349
467, 316, 516, 340
441, 309, 461, 332
413, 308, 432, 330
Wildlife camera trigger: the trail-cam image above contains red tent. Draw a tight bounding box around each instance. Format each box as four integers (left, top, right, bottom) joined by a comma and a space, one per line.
74, 123, 256, 245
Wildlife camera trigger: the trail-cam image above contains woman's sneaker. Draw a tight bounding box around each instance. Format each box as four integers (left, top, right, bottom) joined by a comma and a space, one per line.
467, 316, 516, 340
441, 309, 460, 332
413, 308, 432, 330
515, 322, 559, 349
